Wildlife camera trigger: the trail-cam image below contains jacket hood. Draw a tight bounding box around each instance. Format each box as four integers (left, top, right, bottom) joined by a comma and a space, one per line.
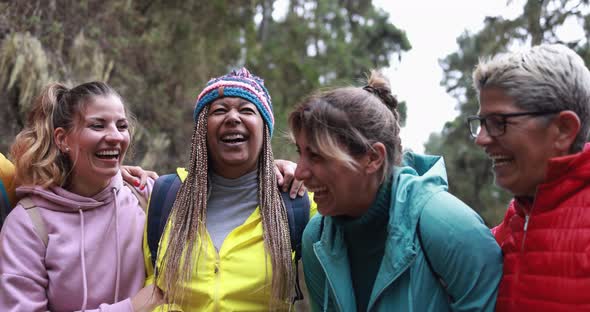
15, 173, 124, 212
377, 151, 449, 276
389, 151, 449, 239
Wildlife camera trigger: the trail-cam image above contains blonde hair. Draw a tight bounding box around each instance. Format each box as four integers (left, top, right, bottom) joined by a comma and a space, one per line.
11, 81, 133, 188
158, 106, 294, 309
289, 70, 402, 182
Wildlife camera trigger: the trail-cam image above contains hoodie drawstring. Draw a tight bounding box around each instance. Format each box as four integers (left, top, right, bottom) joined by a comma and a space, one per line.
79, 209, 88, 312
112, 188, 121, 303
78, 188, 121, 312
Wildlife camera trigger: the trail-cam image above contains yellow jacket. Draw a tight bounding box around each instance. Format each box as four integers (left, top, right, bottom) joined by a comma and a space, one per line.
144, 168, 317, 311
0, 153, 16, 223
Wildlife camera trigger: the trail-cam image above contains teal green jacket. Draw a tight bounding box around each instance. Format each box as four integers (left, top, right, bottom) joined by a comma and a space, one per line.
302, 152, 502, 311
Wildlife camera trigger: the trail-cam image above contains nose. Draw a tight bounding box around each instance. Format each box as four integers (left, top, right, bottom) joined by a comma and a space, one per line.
474, 126, 493, 146
294, 157, 311, 182
225, 109, 241, 126
104, 125, 124, 143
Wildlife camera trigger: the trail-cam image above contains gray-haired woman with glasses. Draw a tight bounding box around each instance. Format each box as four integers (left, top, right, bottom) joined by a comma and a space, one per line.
469, 43, 590, 311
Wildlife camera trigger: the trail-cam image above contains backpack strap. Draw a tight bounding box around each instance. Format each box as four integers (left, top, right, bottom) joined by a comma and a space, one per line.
147, 174, 182, 268
281, 191, 310, 262
0, 179, 11, 228
123, 181, 148, 212
281, 191, 311, 303
417, 217, 453, 302
21, 198, 49, 247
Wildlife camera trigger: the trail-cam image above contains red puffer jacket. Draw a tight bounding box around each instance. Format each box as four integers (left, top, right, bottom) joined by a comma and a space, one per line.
492, 144, 590, 311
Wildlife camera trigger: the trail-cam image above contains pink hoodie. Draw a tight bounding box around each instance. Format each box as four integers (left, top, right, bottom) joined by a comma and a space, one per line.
0, 173, 152, 312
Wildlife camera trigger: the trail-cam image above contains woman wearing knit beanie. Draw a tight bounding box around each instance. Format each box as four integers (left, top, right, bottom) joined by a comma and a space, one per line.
145, 68, 315, 311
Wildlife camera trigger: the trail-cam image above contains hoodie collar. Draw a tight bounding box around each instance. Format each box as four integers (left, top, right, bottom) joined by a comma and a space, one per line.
16, 172, 124, 212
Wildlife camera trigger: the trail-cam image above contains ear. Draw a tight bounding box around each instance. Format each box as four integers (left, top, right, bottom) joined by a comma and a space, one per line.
54, 127, 69, 153
364, 142, 386, 175
552, 110, 581, 154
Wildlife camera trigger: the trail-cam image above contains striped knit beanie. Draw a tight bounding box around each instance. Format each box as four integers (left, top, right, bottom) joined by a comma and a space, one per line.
194, 67, 274, 136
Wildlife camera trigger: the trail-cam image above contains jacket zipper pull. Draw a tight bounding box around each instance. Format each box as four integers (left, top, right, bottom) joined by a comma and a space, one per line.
521, 214, 530, 252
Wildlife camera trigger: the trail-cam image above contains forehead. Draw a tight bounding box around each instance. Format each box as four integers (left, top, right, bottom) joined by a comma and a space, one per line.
211, 97, 255, 107
82, 95, 126, 119
294, 129, 318, 151
479, 87, 520, 114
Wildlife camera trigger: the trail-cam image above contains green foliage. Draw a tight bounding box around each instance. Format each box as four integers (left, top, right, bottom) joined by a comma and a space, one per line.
0, 0, 410, 174
425, 0, 590, 226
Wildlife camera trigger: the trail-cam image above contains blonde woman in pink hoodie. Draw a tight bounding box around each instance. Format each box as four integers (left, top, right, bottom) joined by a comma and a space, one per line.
0, 82, 164, 312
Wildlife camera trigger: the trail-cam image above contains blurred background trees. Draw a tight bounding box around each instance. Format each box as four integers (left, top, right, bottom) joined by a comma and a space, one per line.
425, 0, 590, 224
0, 0, 410, 173
2, 0, 590, 226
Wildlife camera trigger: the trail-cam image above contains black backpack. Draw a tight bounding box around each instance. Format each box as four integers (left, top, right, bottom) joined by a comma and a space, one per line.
146, 173, 310, 302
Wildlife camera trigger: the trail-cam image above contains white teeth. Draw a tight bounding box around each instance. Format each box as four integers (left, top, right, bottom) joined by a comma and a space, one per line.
490, 154, 512, 161
308, 186, 328, 193
489, 154, 513, 167
222, 133, 245, 140
96, 150, 119, 156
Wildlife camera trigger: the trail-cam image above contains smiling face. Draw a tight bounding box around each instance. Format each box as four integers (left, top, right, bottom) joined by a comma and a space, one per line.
475, 87, 563, 197
293, 130, 378, 217
55, 95, 130, 196
206, 97, 265, 178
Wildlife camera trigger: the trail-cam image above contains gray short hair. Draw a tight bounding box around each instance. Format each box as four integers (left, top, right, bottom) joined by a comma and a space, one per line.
473, 44, 590, 152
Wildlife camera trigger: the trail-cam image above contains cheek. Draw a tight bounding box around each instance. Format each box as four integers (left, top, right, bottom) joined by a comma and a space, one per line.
251, 121, 265, 148
205, 129, 216, 149
123, 133, 131, 145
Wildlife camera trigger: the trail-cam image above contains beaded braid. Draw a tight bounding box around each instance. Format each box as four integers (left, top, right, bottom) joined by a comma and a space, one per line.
258, 127, 295, 309
157, 107, 209, 307
157, 107, 294, 309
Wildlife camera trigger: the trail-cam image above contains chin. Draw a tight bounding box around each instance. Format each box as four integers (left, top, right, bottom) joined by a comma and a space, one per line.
94, 169, 120, 180
318, 207, 337, 217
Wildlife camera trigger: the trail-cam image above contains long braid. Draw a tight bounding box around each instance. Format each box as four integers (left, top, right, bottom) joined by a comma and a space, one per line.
157, 107, 210, 307
158, 66, 294, 309
258, 127, 295, 309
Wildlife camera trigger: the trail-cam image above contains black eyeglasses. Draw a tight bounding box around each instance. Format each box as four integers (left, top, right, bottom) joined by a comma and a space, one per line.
467, 110, 561, 138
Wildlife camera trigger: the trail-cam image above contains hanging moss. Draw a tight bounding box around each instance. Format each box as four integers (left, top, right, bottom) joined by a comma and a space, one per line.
70, 30, 113, 83
0, 32, 52, 117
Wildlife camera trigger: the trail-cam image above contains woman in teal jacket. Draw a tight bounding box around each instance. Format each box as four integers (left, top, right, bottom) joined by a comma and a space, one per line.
289, 70, 502, 311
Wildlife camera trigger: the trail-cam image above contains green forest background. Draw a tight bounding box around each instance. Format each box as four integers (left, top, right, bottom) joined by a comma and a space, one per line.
1, 0, 590, 227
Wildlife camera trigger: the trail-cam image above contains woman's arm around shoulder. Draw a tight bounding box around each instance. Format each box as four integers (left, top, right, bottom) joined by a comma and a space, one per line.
419, 191, 503, 312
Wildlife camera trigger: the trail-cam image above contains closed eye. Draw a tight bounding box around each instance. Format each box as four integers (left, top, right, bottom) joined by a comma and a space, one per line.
241, 107, 257, 114
90, 124, 104, 129
211, 107, 227, 115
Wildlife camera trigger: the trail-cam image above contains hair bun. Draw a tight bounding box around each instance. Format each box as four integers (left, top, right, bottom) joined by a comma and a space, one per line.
362, 84, 398, 110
